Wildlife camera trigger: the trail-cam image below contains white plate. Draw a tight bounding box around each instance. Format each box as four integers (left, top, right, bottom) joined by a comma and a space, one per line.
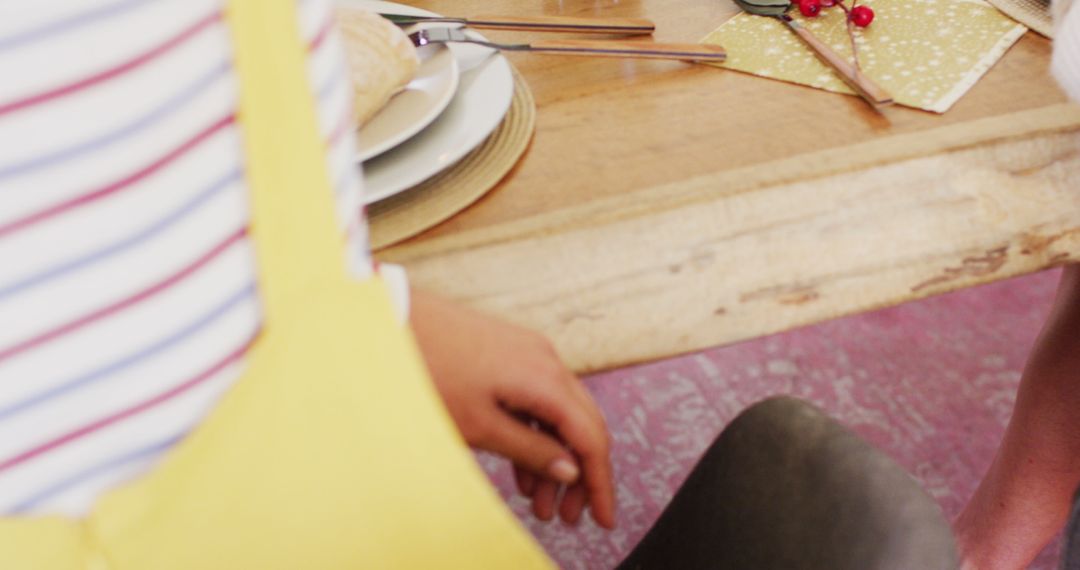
355, 40, 458, 162
349, 1, 515, 204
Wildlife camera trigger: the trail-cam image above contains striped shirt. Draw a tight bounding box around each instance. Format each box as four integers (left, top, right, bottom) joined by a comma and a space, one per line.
0, 0, 385, 517
1054, 0, 1080, 102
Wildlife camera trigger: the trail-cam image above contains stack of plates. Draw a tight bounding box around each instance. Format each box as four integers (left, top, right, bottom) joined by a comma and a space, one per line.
346, 0, 516, 204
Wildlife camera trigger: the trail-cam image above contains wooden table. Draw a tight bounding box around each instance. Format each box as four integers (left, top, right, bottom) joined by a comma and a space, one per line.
378, 0, 1080, 373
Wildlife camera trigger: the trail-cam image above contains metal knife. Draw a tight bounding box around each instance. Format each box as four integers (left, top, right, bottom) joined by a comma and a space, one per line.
380, 12, 656, 35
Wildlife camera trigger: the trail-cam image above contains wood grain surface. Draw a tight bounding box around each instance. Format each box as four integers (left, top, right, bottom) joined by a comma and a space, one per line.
375, 0, 1080, 372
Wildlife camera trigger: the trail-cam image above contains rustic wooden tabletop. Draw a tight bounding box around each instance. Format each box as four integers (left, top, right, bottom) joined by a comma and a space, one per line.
378, 0, 1080, 372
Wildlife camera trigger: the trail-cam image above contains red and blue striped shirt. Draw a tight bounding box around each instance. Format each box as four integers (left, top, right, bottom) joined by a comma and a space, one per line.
0, 0, 385, 516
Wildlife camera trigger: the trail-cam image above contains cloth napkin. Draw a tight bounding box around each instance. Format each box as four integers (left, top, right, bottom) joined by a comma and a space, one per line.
702, 0, 1027, 113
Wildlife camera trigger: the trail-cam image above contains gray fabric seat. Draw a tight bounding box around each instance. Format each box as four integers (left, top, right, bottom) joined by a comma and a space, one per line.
618, 396, 958, 570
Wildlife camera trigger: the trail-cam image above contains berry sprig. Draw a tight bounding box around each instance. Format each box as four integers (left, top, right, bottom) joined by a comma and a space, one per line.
797, 0, 874, 27
795, 0, 874, 73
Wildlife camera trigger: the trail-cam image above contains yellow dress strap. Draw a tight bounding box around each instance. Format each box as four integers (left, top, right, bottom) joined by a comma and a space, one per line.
0, 1, 552, 567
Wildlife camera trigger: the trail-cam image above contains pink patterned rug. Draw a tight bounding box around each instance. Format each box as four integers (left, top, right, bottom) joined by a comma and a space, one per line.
480, 268, 1065, 569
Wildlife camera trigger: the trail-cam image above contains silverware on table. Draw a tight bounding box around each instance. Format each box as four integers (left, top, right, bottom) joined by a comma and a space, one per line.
409, 27, 726, 62
380, 12, 656, 35
734, 0, 893, 108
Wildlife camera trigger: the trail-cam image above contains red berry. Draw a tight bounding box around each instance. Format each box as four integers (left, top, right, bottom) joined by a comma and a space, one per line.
850, 5, 874, 26
798, 0, 822, 17
819, 0, 836, 6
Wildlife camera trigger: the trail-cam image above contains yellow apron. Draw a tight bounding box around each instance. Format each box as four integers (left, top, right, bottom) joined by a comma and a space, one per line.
0, 1, 552, 567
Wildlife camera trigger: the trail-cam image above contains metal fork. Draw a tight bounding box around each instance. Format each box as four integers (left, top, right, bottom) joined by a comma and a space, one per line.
409, 28, 725, 62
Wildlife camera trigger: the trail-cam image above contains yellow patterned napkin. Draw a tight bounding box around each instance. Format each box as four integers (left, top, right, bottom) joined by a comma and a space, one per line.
703, 0, 1027, 113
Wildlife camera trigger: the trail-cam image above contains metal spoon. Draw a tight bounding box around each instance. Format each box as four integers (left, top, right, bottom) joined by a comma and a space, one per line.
734, 0, 893, 108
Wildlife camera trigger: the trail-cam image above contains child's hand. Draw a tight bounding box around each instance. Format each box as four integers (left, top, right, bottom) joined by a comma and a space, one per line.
409, 289, 615, 529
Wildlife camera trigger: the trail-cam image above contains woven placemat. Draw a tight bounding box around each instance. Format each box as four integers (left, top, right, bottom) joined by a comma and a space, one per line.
368, 68, 536, 250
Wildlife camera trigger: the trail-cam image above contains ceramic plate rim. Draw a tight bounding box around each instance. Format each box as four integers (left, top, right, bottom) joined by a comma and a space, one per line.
354, 37, 459, 162
347, 0, 515, 204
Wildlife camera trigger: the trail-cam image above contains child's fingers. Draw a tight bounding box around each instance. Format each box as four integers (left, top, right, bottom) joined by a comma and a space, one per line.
514, 464, 537, 497
532, 479, 559, 521
475, 411, 581, 484
558, 481, 588, 525
497, 371, 614, 528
